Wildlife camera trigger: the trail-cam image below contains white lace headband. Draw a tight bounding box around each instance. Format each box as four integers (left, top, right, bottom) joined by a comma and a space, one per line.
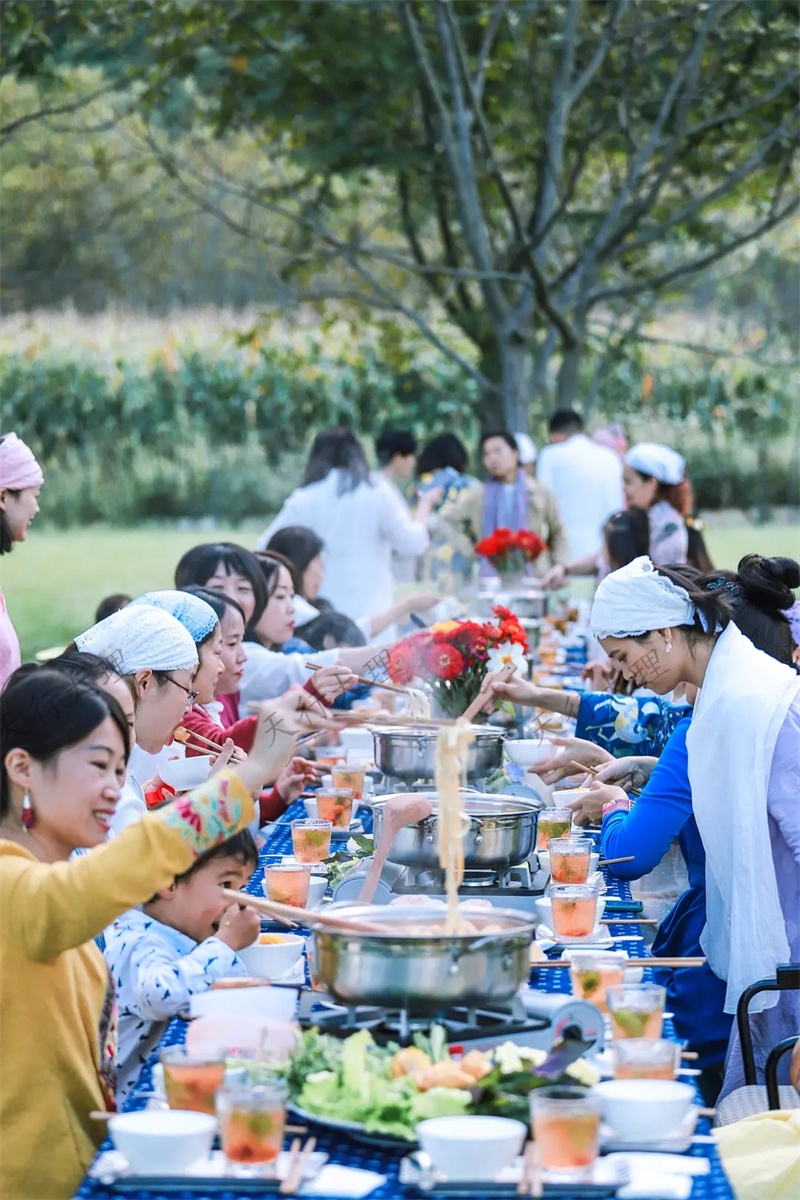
76, 606, 198, 672
590, 556, 698, 639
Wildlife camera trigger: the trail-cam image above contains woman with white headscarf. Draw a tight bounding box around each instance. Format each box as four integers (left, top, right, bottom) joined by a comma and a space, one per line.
588, 555, 800, 1099
623, 442, 690, 567
0, 433, 44, 689
75, 606, 201, 835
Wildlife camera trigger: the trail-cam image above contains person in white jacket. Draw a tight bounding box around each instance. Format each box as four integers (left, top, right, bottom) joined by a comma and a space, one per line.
257, 427, 439, 625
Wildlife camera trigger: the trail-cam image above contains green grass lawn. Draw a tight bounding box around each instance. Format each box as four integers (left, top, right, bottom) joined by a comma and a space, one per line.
3, 520, 798, 661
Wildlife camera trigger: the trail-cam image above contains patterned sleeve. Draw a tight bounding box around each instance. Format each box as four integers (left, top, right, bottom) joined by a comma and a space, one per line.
120, 934, 245, 1021
576, 692, 690, 757
157, 770, 252, 860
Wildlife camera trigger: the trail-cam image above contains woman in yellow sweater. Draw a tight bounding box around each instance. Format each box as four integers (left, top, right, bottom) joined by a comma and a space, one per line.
0, 668, 313, 1200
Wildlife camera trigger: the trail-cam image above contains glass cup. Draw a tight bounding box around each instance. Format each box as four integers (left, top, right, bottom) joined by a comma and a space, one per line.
548, 883, 600, 939
536, 808, 573, 852
530, 1085, 600, 1180
568, 951, 626, 1014
613, 1038, 680, 1080
316, 787, 354, 829
606, 983, 667, 1040
314, 746, 347, 766
160, 1046, 226, 1115
290, 819, 332, 864
549, 836, 594, 884
217, 1082, 288, 1167
264, 863, 312, 908
331, 764, 365, 801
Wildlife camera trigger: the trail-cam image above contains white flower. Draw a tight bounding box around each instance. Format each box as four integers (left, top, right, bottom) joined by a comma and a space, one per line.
491, 1042, 547, 1074
565, 1058, 601, 1087
486, 642, 527, 675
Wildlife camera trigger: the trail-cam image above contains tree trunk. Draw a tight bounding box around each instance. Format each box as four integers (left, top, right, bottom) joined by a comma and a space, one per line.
555, 331, 588, 412
499, 334, 531, 433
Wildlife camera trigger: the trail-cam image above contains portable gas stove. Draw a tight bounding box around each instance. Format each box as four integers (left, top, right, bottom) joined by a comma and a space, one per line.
297, 988, 604, 1056
332, 855, 547, 909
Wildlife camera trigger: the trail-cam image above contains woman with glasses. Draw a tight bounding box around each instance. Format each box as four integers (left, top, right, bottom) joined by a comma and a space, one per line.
73, 604, 203, 834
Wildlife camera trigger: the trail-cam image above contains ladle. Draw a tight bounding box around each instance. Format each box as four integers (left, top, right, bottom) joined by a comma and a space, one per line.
358, 792, 433, 903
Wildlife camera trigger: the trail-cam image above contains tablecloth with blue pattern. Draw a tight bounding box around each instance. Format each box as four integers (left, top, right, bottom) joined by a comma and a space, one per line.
75, 801, 733, 1200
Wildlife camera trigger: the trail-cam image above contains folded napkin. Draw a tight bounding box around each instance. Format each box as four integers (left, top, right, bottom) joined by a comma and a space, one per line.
299, 1164, 387, 1197
605, 1151, 709, 1200
715, 1110, 800, 1200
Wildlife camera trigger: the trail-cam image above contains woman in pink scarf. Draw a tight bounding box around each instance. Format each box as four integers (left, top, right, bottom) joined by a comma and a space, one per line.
0, 433, 44, 688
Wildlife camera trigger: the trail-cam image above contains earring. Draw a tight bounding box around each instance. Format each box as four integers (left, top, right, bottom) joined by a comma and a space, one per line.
21, 790, 36, 831
665, 641, 673, 655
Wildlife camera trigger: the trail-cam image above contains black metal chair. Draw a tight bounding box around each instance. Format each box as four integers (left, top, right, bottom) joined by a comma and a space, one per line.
716, 963, 800, 1125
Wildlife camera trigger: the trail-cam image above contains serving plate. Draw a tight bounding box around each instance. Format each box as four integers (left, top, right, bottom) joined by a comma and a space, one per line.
89, 1148, 328, 1192
288, 1101, 414, 1149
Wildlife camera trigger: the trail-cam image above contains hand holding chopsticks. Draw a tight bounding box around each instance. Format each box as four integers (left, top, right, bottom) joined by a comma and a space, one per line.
305, 661, 409, 698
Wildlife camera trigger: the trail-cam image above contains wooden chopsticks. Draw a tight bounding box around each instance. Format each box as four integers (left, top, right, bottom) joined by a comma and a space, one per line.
304, 662, 410, 697
280, 1136, 317, 1194
227, 889, 390, 935
173, 725, 246, 763
597, 856, 635, 868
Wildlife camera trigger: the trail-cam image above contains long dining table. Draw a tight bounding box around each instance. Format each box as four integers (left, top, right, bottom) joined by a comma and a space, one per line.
76, 800, 734, 1200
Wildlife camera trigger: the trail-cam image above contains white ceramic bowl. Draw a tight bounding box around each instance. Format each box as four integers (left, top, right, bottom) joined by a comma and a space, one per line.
416, 1115, 527, 1182
158, 755, 211, 793
109, 1110, 216, 1174
237, 935, 305, 980
189, 982, 298, 1021
554, 786, 593, 806
307, 875, 328, 908
504, 739, 553, 768
595, 1080, 694, 1142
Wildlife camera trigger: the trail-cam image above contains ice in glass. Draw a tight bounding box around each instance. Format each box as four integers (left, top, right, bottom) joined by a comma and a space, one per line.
606, 983, 667, 1039
290, 819, 332, 864
217, 1083, 287, 1166
264, 863, 312, 908
549, 836, 593, 884
530, 1085, 600, 1179
160, 1047, 225, 1115
612, 1038, 679, 1080
536, 808, 573, 852
568, 951, 625, 1013
316, 787, 354, 829
548, 883, 600, 939
331, 765, 365, 800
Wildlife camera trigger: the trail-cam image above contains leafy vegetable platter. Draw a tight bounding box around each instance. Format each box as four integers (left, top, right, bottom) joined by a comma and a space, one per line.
276, 1023, 600, 1148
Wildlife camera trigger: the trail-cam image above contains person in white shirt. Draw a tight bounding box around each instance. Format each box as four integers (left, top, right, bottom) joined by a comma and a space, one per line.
376, 427, 419, 585
514, 432, 538, 478
256, 427, 438, 625
536, 410, 624, 561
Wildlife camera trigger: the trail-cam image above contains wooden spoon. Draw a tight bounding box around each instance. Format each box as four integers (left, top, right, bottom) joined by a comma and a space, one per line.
461, 662, 516, 724
358, 793, 433, 903
226, 890, 389, 935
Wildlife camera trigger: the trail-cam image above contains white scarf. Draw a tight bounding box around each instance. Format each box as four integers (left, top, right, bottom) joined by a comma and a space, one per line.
590, 556, 697, 639
687, 622, 800, 1014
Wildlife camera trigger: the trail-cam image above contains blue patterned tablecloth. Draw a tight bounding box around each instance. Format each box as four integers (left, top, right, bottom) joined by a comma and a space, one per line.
76, 801, 733, 1200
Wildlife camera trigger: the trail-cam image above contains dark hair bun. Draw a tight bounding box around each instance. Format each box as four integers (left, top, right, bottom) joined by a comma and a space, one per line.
736, 554, 799, 614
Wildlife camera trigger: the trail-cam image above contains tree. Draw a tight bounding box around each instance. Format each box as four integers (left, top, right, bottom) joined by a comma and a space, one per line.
3, 0, 798, 427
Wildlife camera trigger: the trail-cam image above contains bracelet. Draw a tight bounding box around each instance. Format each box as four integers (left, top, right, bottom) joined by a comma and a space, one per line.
602, 796, 633, 820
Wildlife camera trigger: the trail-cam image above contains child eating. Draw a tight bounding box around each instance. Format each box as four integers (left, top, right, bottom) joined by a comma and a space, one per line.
105, 830, 260, 1103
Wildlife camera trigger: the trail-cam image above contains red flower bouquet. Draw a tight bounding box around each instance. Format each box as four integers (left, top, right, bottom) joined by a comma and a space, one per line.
387, 608, 529, 717
474, 527, 546, 578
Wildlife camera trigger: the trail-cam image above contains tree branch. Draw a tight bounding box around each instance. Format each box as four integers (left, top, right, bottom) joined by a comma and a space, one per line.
0, 84, 115, 142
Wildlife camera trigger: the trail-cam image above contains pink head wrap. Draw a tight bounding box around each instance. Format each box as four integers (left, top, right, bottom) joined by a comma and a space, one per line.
0, 433, 44, 491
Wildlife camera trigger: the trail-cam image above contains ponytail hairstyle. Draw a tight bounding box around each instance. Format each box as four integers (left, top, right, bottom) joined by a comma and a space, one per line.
702, 555, 800, 666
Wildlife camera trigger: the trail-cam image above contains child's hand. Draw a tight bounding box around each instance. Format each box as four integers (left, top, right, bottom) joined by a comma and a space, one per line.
214, 901, 260, 952
276, 756, 319, 805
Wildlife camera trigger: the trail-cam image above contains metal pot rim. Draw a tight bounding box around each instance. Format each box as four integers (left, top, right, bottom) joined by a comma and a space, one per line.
371, 725, 504, 741
319, 902, 535, 940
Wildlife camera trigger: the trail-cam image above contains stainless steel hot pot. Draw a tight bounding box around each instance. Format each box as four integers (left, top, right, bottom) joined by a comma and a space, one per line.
372, 725, 503, 782
370, 792, 540, 871
312, 904, 535, 1009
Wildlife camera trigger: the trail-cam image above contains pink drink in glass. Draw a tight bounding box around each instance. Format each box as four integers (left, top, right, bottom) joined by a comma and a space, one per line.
549, 837, 593, 884
531, 1086, 600, 1178
331, 765, 365, 800
314, 747, 347, 767
606, 984, 667, 1039
568, 951, 625, 1013
218, 1084, 287, 1165
290, 819, 332, 864
160, 1048, 225, 1115
536, 808, 573, 852
613, 1038, 679, 1080
316, 787, 354, 829
264, 863, 312, 908
549, 884, 599, 939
